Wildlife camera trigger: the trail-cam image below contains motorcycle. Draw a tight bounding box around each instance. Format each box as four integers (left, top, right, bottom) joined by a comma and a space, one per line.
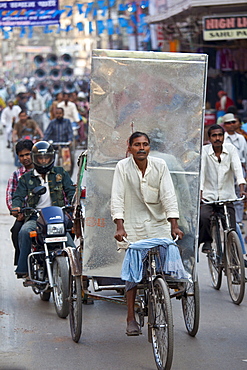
17, 186, 73, 318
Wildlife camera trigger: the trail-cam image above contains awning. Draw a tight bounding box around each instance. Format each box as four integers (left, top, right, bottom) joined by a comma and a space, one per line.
146, 0, 247, 24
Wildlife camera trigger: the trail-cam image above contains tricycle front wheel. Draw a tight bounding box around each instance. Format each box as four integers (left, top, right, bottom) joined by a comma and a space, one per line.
69, 275, 82, 342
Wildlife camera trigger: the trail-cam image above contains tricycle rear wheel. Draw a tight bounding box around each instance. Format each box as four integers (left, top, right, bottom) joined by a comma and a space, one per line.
181, 279, 200, 337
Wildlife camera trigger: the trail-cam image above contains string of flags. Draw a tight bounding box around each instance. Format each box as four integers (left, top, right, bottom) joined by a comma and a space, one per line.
0, 0, 149, 39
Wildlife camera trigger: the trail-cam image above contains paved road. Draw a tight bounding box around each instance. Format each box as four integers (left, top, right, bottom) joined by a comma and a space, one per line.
1, 134, 247, 370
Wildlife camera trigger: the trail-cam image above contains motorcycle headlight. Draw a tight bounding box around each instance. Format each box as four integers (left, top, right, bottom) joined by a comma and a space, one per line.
47, 223, 65, 235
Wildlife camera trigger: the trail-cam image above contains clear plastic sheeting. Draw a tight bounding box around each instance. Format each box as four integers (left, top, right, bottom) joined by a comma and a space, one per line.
83, 49, 208, 279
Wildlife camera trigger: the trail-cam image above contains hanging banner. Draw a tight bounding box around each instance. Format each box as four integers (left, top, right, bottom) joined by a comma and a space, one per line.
0, 0, 60, 27
203, 15, 247, 41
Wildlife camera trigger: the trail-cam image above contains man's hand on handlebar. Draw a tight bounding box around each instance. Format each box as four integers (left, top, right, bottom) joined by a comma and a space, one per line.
239, 184, 246, 199
114, 227, 127, 242
168, 218, 184, 240
171, 227, 184, 240
11, 207, 21, 218
114, 218, 127, 242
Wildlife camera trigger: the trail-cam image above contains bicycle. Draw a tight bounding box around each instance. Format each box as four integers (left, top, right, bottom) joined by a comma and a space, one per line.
134, 241, 200, 370
202, 197, 245, 305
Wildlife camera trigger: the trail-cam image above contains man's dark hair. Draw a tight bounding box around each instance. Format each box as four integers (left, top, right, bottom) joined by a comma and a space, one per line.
16, 139, 34, 155
19, 110, 26, 116
208, 124, 225, 137
226, 105, 238, 115
56, 107, 64, 113
129, 131, 150, 146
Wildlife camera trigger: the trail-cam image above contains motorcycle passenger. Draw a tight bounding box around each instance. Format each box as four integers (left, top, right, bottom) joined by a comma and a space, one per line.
6, 139, 34, 265
11, 141, 75, 279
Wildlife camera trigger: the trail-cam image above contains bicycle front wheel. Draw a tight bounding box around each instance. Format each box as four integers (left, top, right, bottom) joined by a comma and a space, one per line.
225, 230, 245, 305
148, 277, 173, 370
208, 222, 223, 290
69, 274, 82, 342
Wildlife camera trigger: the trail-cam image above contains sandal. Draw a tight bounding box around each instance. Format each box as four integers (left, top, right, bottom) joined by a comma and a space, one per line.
126, 320, 141, 336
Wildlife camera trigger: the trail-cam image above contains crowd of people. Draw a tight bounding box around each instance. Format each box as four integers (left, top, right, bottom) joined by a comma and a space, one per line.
0, 89, 89, 150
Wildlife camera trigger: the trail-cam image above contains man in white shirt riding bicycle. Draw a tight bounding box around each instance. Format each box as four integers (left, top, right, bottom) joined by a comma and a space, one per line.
111, 131, 183, 336
200, 124, 246, 254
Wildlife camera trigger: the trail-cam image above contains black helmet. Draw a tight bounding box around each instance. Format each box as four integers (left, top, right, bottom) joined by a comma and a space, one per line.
31, 141, 55, 174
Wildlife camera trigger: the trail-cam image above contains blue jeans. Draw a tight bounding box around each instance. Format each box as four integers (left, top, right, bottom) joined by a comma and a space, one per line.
16, 219, 75, 274
236, 222, 246, 254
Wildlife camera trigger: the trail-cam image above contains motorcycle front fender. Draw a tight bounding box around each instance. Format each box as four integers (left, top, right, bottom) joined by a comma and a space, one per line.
64, 246, 82, 276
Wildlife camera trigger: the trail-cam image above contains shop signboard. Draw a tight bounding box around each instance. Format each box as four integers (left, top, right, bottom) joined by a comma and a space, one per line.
203, 15, 247, 41
0, 0, 59, 27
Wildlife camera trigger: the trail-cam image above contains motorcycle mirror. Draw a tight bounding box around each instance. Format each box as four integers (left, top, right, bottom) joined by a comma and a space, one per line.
32, 186, 47, 196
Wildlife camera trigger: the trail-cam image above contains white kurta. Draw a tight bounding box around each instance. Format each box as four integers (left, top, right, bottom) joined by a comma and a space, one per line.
200, 143, 246, 202
111, 155, 179, 242
57, 101, 79, 123
1, 105, 22, 136
224, 132, 247, 165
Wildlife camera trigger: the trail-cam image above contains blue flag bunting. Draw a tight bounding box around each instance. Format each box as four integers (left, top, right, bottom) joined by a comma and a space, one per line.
97, 20, 105, 34
107, 19, 114, 35
77, 4, 84, 14
65, 5, 73, 17
44, 25, 53, 33
77, 22, 84, 31
118, 4, 127, 11
89, 21, 94, 33
127, 25, 134, 34
118, 17, 128, 27
3, 30, 10, 39
20, 26, 26, 38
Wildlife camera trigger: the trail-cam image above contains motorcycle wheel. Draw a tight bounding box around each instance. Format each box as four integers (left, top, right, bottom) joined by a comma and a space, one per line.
53, 257, 70, 318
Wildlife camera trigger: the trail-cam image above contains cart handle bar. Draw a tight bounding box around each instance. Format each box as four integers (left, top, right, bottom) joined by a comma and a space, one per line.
201, 195, 245, 206
122, 235, 179, 244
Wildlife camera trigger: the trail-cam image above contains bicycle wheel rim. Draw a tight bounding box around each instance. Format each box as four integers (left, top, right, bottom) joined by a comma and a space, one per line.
69, 275, 82, 342
208, 223, 223, 290
181, 279, 200, 337
149, 277, 173, 370
226, 230, 245, 305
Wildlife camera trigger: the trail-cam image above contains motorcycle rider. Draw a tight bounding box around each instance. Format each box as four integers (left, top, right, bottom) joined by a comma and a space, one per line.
11, 141, 75, 279
12, 110, 43, 143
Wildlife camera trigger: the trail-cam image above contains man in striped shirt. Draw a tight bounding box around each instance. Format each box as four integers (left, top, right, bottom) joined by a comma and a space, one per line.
6, 140, 34, 265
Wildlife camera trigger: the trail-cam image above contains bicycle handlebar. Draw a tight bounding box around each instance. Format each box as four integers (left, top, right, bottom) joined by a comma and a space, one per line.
201, 195, 245, 205
50, 141, 71, 146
